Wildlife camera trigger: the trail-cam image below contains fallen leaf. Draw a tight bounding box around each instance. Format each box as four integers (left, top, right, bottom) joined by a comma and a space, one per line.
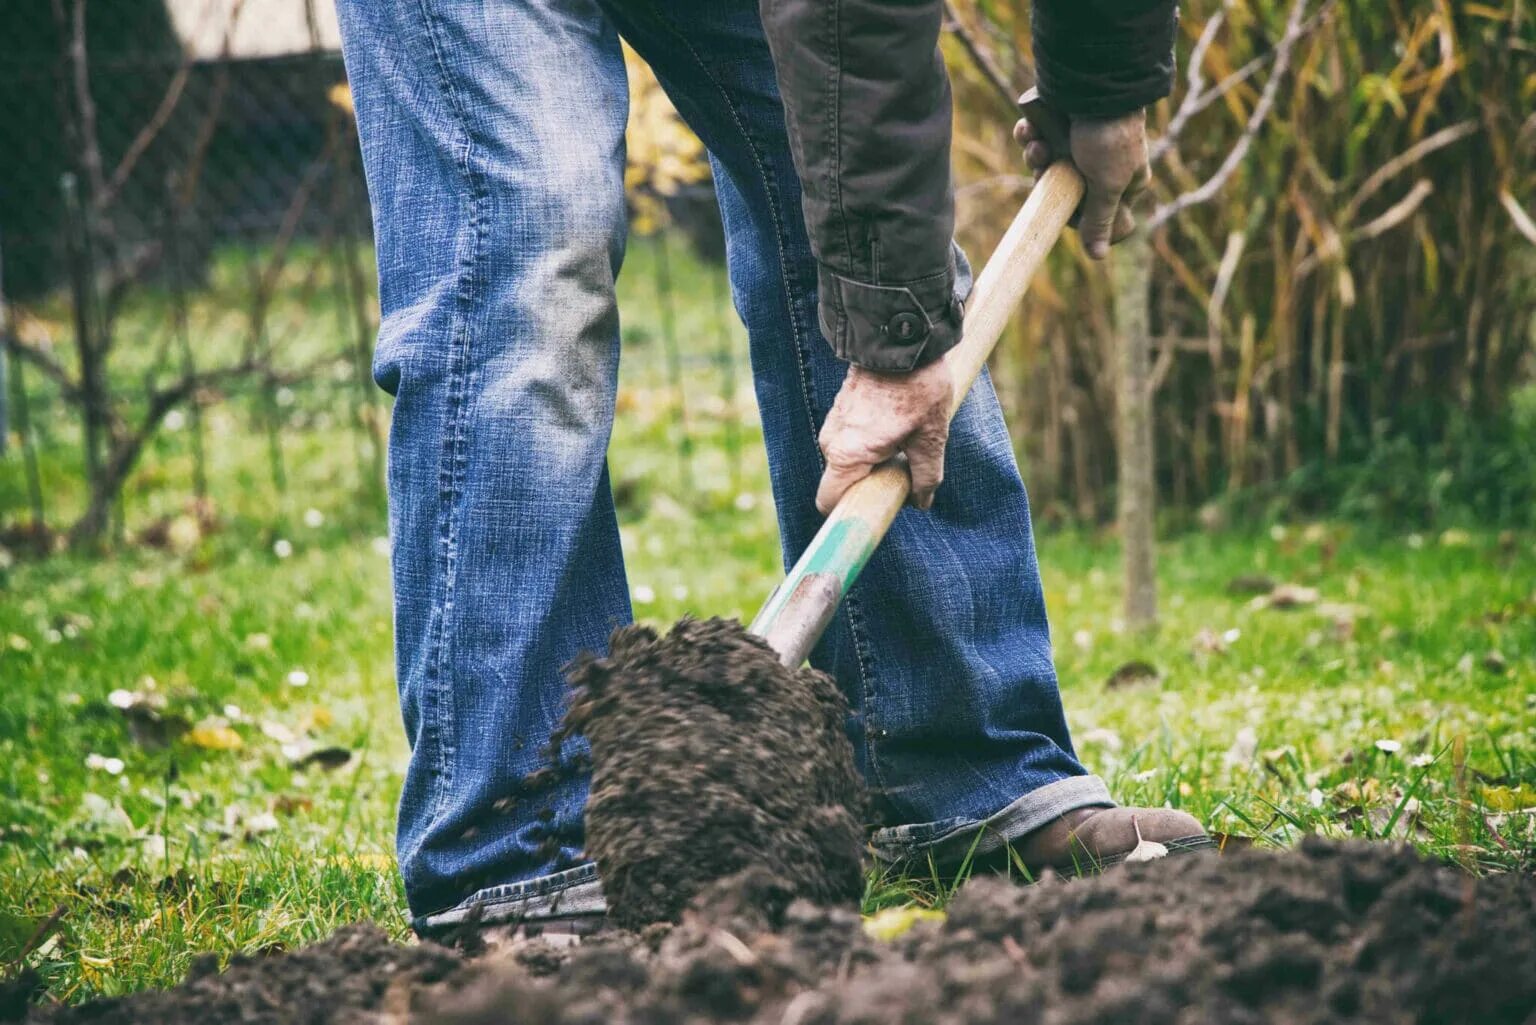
862, 906, 946, 941
1124, 817, 1169, 863
1482, 785, 1536, 812
1265, 584, 1320, 609
187, 723, 243, 751
273, 794, 313, 816
1192, 628, 1228, 655
1105, 660, 1160, 689
123, 704, 190, 749
1225, 574, 1277, 596
293, 747, 352, 771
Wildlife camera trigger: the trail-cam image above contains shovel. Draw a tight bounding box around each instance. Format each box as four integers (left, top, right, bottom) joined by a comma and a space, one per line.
749, 90, 1083, 666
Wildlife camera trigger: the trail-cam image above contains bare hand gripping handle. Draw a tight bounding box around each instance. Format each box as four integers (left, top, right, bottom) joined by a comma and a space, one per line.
750, 128, 1086, 666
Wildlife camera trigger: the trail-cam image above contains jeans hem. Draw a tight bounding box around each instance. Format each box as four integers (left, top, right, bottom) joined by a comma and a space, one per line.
412, 863, 606, 933
868, 775, 1116, 865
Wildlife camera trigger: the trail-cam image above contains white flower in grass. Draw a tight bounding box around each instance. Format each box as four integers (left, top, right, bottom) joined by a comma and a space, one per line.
1409, 753, 1434, 768
164, 409, 187, 432
245, 811, 280, 835
273, 539, 294, 559
1223, 727, 1259, 767
286, 669, 310, 687
223, 704, 243, 720
1079, 728, 1122, 752
108, 689, 136, 709
303, 508, 325, 529
1222, 627, 1242, 645
1308, 787, 1325, 808
86, 753, 125, 776
1374, 739, 1402, 754
633, 585, 656, 606
733, 492, 757, 512
1072, 629, 1093, 651
371, 536, 392, 557
670, 584, 689, 601
45, 629, 63, 645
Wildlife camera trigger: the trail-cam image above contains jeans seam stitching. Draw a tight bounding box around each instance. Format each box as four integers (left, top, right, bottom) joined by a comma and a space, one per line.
412, 0, 486, 822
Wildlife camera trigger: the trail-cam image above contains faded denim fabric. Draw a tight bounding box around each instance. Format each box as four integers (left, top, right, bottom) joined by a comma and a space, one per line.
334, 0, 1110, 933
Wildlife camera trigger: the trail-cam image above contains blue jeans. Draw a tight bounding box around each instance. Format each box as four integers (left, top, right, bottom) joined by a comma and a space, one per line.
336, 0, 1110, 932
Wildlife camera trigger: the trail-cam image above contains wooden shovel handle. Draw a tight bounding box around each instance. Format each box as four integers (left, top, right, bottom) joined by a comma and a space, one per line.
749, 159, 1087, 666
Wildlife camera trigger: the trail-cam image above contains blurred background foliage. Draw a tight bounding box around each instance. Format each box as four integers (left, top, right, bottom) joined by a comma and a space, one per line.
0, 0, 1533, 552
939, 0, 1536, 528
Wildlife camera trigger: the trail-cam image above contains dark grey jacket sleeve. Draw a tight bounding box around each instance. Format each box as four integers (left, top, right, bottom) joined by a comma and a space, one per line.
1032, 0, 1179, 118
759, 0, 966, 373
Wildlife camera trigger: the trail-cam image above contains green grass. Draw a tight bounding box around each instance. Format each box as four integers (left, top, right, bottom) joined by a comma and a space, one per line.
2, 234, 1534, 1002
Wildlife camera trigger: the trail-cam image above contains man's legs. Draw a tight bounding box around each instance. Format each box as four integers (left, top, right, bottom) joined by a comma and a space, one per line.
603, 0, 1114, 866
335, 0, 628, 929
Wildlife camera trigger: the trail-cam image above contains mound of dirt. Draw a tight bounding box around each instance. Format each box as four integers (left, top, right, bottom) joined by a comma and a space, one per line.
26, 925, 463, 1025
560, 617, 867, 928
29, 839, 1536, 1024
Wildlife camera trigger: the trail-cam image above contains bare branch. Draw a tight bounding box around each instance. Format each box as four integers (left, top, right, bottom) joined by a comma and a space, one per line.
5, 334, 79, 401
1501, 188, 1536, 246
1295, 179, 1434, 278
1147, 0, 1311, 232
1150, 10, 1226, 161
1353, 179, 1434, 242
97, 71, 191, 213
1340, 120, 1477, 223
1206, 229, 1248, 367
55, 0, 107, 202
942, 0, 1023, 110
1151, 0, 1336, 164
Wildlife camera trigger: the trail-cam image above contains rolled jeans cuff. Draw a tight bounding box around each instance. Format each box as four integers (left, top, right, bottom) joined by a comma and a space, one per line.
868, 774, 1115, 865
412, 862, 606, 935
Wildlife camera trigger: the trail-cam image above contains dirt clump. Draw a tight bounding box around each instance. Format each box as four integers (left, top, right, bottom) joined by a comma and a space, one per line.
560, 617, 867, 929
23, 839, 1536, 1024
28, 925, 464, 1025
418, 839, 1535, 1025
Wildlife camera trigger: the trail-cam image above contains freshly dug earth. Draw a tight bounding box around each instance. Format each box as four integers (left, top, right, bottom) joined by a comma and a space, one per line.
560, 617, 866, 928
26, 839, 1536, 1024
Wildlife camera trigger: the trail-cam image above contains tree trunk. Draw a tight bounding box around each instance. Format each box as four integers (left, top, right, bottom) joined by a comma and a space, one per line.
1114, 229, 1157, 632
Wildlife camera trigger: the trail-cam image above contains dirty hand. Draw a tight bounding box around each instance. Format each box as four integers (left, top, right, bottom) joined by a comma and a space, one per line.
816, 355, 954, 514
1014, 109, 1149, 259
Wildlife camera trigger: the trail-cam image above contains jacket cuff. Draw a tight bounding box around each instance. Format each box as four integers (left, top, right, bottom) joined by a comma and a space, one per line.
816, 245, 972, 373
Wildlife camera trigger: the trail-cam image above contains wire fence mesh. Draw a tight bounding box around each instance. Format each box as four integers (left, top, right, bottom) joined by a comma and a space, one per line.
0, 0, 762, 556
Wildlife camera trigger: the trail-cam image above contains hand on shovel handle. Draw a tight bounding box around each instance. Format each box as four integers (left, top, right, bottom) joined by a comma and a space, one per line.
753, 112, 1086, 666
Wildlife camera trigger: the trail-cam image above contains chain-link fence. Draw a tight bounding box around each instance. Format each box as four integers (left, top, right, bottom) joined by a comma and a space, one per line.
0, 0, 758, 555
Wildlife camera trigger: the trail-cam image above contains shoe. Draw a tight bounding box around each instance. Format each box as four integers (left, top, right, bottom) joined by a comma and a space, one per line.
426, 910, 609, 954
999, 806, 1215, 878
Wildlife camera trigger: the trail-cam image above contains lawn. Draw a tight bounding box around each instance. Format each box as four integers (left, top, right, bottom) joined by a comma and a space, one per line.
2, 236, 1534, 1004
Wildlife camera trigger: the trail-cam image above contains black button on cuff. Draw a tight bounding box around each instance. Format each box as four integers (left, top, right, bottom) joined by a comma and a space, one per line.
888, 311, 928, 343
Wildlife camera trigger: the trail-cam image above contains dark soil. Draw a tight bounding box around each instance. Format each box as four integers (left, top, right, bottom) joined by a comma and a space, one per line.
560, 617, 867, 928
28, 839, 1536, 1024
